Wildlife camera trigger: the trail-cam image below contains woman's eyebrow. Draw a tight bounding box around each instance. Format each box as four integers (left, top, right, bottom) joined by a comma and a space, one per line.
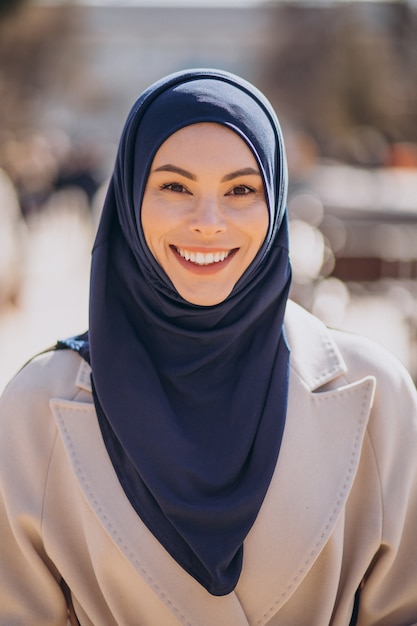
152, 164, 261, 183
221, 167, 261, 182
153, 164, 197, 180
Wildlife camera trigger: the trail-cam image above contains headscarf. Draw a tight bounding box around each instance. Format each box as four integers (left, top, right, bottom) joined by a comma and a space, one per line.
88, 68, 291, 596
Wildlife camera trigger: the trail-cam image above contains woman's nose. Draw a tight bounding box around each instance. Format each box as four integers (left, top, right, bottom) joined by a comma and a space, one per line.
189, 197, 226, 236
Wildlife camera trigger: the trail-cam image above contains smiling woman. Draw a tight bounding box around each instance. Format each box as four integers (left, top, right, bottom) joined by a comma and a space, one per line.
1, 69, 417, 626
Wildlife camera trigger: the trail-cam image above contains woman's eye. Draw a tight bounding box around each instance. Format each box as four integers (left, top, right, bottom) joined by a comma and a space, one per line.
161, 182, 188, 194
227, 185, 254, 196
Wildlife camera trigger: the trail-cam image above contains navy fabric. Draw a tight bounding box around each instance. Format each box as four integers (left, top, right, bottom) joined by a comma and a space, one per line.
88, 69, 291, 595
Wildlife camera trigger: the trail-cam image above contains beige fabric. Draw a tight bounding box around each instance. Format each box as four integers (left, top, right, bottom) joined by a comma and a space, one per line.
1, 301, 417, 625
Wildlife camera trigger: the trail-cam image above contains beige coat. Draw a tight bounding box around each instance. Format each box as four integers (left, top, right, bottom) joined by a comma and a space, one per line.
1, 301, 417, 626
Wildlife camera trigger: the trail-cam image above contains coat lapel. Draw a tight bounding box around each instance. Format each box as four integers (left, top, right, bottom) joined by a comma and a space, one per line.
235, 302, 376, 624
236, 372, 374, 624
50, 394, 251, 626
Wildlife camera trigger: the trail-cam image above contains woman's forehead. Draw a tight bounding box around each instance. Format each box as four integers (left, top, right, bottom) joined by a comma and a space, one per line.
152, 122, 258, 160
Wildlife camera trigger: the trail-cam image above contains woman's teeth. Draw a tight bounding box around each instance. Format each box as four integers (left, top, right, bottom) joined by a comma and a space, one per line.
176, 248, 231, 266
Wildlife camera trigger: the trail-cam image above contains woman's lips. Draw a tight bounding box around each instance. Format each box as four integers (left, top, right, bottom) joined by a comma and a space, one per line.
171, 246, 238, 274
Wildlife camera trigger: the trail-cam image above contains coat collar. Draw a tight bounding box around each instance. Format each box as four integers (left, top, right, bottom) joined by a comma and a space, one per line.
50, 304, 375, 625
284, 299, 348, 391
233, 302, 375, 625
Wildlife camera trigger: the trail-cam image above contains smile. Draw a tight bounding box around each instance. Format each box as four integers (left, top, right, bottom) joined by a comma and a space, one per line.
175, 247, 233, 266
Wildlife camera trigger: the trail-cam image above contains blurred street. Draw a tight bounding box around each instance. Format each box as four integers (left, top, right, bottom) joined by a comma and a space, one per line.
0, 198, 93, 394
1, 1, 417, 391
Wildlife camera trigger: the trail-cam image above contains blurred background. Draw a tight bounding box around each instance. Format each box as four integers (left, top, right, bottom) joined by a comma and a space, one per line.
1, 0, 417, 392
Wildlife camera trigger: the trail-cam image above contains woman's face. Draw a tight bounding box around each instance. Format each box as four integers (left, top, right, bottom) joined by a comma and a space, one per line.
141, 122, 269, 306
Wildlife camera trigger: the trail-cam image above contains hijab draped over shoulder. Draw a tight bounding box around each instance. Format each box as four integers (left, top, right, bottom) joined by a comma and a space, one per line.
88, 69, 291, 595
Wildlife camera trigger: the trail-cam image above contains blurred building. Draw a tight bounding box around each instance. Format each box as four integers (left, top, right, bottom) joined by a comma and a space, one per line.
37, 4, 272, 151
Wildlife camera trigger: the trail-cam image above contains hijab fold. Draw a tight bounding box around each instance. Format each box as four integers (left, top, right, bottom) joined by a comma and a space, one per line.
87, 69, 292, 595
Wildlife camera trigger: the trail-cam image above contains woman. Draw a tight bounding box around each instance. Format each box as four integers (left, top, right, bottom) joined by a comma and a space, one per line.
1, 68, 417, 626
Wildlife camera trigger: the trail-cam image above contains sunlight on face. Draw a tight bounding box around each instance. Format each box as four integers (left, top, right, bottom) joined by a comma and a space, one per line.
141, 122, 268, 306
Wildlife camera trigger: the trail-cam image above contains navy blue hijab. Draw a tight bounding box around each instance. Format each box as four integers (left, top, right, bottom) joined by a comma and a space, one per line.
88, 69, 291, 596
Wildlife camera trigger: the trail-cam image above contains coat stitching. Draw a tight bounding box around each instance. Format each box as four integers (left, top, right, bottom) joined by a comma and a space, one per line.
54, 404, 193, 626
255, 380, 373, 626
